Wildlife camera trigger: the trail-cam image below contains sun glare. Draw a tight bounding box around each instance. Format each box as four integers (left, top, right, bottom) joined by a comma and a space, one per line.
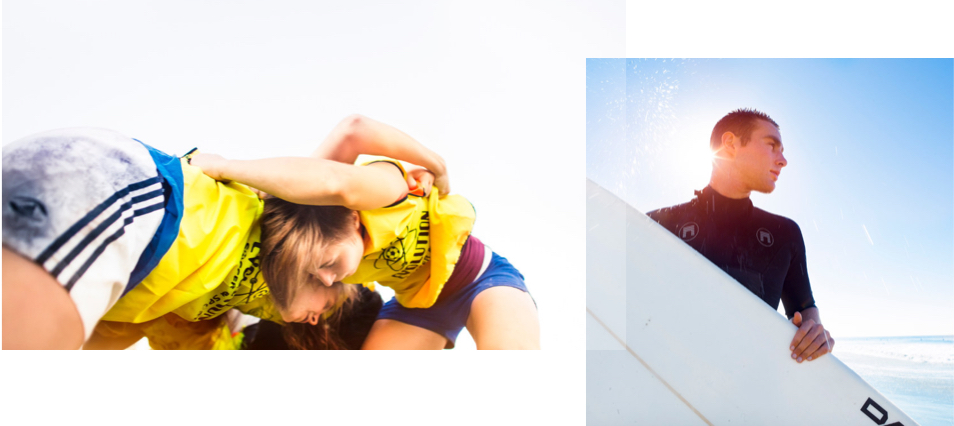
666, 120, 715, 192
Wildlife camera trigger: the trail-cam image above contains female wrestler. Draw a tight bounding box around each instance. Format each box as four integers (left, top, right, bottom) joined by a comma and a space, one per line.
190, 115, 540, 349
2, 117, 435, 349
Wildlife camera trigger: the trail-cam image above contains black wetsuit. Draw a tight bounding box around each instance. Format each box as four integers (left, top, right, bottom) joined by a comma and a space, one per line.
646, 186, 816, 318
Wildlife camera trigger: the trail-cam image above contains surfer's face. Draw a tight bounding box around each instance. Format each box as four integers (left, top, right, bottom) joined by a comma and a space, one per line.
735, 119, 786, 193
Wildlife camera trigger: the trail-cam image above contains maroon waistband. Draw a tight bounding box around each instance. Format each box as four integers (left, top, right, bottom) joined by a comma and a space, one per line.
436, 235, 485, 302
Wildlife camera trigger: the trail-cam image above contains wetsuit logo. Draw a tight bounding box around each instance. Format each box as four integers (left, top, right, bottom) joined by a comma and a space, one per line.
679, 222, 699, 241
756, 228, 774, 247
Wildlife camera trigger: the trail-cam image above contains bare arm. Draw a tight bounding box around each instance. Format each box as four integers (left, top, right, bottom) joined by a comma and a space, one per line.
312, 115, 449, 195
190, 154, 408, 211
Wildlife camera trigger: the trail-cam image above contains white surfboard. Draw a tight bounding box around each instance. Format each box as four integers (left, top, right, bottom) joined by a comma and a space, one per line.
586, 178, 919, 426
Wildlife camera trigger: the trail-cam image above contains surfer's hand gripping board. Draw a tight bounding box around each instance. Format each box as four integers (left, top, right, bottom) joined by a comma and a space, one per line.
790, 309, 835, 363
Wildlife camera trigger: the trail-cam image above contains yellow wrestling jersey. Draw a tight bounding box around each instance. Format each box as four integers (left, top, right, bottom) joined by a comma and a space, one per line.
101, 158, 281, 324
341, 160, 476, 308
92, 313, 244, 350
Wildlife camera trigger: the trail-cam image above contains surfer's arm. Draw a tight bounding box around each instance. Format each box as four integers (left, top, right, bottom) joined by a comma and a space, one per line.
311, 114, 449, 195
789, 307, 834, 363
779, 221, 833, 362
188, 154, 409, 211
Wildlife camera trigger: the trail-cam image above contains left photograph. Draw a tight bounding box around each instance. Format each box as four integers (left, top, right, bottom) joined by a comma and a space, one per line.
0, 1, 589, 352
3, 117, 539, 350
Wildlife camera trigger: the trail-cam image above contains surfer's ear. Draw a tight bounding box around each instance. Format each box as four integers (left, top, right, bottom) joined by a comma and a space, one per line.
720, 131, 738, 158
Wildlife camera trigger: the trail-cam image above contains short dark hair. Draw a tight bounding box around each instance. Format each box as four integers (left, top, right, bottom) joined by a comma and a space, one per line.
709, 108, 779, 151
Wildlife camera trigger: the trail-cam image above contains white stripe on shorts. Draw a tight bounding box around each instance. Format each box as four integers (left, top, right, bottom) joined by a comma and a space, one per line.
3, 127, 168, 341
49, 182, 165, 290
474, 245, 493, 281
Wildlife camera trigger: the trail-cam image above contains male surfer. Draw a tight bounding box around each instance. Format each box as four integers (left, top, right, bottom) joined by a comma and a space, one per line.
647, 108, 834, 363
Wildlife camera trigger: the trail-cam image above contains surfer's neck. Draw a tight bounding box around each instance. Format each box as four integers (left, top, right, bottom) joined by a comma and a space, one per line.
708, 174, 752, 200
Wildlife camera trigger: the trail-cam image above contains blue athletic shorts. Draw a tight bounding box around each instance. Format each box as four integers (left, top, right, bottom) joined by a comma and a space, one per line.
376, 251, 532, 348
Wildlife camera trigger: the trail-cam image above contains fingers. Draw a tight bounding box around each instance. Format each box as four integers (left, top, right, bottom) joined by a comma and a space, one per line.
804, 331, 834, 361
791, 319, 820, 363
188, 153, 229, 182
434, 175, 450, 196
789, 314, 809, 351
419, 174, 434, 195
249, 187, 270, 199
407, 175, 423, 194
407, 168, 435, 196
789, 311, 835, 363
800, 330, 828, 361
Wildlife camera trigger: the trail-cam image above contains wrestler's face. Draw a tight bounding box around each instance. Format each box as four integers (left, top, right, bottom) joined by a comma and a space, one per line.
280, 284, 338, 325
279, 214, 365, 325
308, 216, 365, 287
735, 119, 787, 193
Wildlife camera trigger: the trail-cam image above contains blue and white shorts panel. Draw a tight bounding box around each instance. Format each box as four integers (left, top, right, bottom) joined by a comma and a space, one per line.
2, 128, 165, 339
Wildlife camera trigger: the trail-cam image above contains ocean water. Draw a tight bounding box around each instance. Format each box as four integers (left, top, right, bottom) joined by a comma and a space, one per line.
837, 336, 954, 426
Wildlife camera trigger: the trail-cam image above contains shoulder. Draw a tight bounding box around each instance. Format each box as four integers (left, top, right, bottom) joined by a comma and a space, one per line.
646, 200, 695, 225
752, 207, 803, 239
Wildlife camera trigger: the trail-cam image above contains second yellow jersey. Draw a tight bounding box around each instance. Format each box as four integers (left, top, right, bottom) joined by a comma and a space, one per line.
342, 160, 476, 308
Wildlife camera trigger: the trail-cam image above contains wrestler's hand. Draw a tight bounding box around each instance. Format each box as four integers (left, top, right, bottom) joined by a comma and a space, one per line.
190, 153, 268, 199
790, 311, 834, 363
406, 166, 435, 196
188, 153, 230, 182
433, 171, 450, 197
249, 187, 270, 199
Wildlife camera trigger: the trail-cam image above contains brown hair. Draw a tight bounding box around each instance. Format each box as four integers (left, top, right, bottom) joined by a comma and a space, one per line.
244, 284, 384, 350
279, 301, 354, 350
709, 108, 779, 151
280, 283, 383, 350
259, 197, 359, 312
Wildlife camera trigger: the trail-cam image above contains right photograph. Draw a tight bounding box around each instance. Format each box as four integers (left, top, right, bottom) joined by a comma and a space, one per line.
586, 59, 953, 426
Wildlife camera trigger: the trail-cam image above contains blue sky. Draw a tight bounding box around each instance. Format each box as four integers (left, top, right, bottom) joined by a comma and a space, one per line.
587, 59, 954, 337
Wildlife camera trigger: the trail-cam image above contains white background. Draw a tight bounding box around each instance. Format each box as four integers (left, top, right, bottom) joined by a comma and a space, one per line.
3, 0, 952, 424
2, 0, 622, 424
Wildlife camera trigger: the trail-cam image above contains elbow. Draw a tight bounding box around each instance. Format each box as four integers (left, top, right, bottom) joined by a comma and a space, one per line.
333, 114, 370, 159
336, 184, 363, 210
332, 173, 370, 210
338, 190, 384, 211
339, 114, 369, 141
